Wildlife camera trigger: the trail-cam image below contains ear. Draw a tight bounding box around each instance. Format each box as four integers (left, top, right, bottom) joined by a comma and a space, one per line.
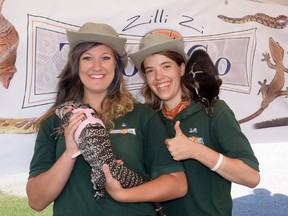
180, 63, 185, 76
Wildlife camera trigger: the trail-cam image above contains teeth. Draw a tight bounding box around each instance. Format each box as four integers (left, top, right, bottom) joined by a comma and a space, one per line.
157, 82, 170, 88
90, 74, 104, 78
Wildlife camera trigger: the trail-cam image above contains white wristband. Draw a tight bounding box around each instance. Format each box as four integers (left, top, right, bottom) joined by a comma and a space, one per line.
71, 150, 82, 159
211, 153, 224, 171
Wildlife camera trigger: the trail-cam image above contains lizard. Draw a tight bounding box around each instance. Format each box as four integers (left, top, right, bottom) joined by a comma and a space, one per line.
254, 117, 288, 129
55, 101, 166, 215
0, 117, 38, 134
183, 49, 223, 117
55, 101, 145, 199
238, 37, 288, 126
217, 13, 288, 29
0, 0, 19, 89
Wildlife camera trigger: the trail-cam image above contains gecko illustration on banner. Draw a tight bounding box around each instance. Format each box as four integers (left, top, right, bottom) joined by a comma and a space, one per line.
238, 37, 288, 128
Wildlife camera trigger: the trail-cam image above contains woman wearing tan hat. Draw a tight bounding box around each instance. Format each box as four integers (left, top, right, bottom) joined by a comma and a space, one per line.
130, 32, 260, 215
26, 22, 187, 216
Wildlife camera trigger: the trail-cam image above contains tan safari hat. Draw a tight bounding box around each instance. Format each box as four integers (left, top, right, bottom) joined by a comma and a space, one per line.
129, 32, 188, 73
67, 22, 127, 65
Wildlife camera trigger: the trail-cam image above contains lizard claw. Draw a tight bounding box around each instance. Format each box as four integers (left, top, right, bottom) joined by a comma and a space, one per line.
261, 52, 270, 62
257, 79, 268, 95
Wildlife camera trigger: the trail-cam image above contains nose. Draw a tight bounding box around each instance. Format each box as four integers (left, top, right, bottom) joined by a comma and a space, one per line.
92, 59, 102, 71
155, 68, 164, 80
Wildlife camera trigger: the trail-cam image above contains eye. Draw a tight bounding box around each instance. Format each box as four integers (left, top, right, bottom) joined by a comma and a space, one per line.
81, 55, 92, 61
163, 64, 171, 69
101, 55, 111, 61
145, 68, 154, 74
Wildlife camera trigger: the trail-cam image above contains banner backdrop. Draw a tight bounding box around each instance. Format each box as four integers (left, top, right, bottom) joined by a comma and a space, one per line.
0, 0, 287, 175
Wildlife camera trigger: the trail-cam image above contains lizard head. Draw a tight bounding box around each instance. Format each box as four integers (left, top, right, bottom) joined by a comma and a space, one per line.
269, 37, 284, 63
55, 101, 75, 119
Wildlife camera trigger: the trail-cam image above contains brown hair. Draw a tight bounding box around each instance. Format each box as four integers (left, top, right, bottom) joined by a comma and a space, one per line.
37, 42, 136, 130
140, 50, 191, 110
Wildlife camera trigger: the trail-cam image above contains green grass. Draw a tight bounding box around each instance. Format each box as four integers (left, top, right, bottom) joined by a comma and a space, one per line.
0, 191, 53, 216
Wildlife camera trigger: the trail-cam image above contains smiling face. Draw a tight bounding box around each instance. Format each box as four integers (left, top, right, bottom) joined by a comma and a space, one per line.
144, 53, 185, 110
79, 44, 116, 100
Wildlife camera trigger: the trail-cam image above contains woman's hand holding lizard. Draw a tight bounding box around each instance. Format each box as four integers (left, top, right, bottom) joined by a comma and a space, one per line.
103, 164, 126, 201
64, 107, 84, 157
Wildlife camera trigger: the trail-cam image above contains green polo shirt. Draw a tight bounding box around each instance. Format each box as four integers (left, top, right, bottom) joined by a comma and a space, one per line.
29, 96, 184, 216
160, 100, 259, 216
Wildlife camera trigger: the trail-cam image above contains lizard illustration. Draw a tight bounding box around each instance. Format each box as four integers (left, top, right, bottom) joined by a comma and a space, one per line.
254, 117, 288, 129
217, 13, 288, 29
55, 101, 166, 215
183, 49, 222, 117
238, 37, 288, 127
0, 0, 19, 89
0, 117, 38, 133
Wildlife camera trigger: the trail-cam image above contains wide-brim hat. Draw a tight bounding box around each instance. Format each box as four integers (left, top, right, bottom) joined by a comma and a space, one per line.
67, 22, 128, 65
129, 33, 188, 74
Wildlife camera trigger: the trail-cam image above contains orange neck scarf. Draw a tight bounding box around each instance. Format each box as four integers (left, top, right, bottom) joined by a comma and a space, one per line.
162, 100, 190, 120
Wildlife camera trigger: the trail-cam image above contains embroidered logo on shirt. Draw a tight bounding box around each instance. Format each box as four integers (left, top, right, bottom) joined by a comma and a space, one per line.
189, 128, 198, 133
188, 136, 204, 144
188, 128, 204, 144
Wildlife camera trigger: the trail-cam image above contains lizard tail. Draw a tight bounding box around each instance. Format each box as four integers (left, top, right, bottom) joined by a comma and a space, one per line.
238, 108, 265, 124
238, 90, 287, 124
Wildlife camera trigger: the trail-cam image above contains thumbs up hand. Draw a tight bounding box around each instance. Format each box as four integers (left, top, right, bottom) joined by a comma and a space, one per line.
165, 121, 194, 161
174, 120, 184, 137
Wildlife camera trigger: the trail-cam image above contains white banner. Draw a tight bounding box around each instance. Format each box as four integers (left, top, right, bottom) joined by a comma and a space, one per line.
0, 0, 287, 174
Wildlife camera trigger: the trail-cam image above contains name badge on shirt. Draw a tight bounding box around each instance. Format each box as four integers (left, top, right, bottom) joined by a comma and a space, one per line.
110, 128, 136, 135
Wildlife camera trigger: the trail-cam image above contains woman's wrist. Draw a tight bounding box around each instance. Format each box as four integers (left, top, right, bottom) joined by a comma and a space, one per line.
211, 153, 224, 171
64, 148, 79, 159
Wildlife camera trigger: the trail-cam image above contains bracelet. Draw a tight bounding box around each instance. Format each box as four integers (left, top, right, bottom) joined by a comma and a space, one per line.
71, 150, 81, 159
211, 153, 224, 171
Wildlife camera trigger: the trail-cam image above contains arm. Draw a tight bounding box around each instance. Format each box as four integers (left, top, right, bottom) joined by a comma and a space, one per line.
26, 110, 84, 211
103, 105, 187, 203
165, 121, 260, 188
103, 164, 187, 202
27, 151, 77, 211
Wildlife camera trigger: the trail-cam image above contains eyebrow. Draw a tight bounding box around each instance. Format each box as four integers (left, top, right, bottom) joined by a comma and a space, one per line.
160, 61, 173, 65
145, 60, 173, 69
